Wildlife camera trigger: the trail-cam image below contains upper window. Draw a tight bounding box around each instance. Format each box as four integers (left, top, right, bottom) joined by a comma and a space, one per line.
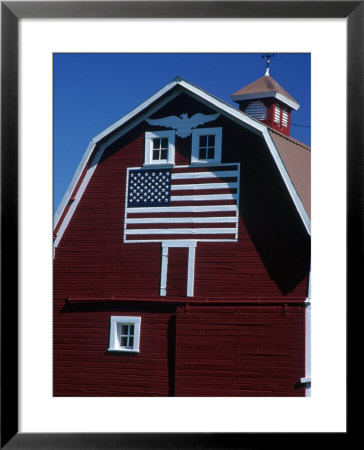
191, 127, 222, 164
108, 316, 141, 353
144, 130, 175, 166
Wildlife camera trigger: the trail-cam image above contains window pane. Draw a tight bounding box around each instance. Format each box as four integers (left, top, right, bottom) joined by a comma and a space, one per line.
199, 135, 207, 147
152, 149, 160, 160
199, 148, 206, 159
161, 138, 168, 149
160, 149, 167, 160
121, 336, 128, 347
121, 325, 129, 335
129, 337, 134, 348
129, 325, 134, 335
152, 138, 161, 149
207, 135, 215, 146
207, 148, 215, 159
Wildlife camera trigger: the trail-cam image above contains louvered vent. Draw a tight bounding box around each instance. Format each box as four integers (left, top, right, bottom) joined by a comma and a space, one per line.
282, 108, 289, 127
244, 101, 267, 120
274, 104, 281, 123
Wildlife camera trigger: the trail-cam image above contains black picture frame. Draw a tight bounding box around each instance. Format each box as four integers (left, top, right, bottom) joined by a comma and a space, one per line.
1, 1, 358, 448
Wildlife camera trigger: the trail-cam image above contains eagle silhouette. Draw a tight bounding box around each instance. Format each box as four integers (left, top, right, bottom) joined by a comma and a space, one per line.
146, 113, 220, 138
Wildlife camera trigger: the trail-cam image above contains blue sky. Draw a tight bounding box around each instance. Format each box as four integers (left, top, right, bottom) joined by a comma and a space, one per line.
53, 53, 310, 213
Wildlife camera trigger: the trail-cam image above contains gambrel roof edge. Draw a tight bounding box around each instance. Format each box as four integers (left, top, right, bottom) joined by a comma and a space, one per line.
54, 77, 310, 249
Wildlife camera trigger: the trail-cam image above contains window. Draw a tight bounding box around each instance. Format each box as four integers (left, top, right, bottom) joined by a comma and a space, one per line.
244, 101, 267, 120
191, 127, 222, 164
108, 316, 141, 352
144, 130, 175, 166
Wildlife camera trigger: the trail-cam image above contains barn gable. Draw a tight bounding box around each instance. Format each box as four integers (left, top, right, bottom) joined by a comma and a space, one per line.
54, 77, 310, 250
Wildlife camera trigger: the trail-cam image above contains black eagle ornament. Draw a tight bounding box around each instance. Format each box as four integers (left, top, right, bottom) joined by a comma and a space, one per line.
146, 113, 220, 138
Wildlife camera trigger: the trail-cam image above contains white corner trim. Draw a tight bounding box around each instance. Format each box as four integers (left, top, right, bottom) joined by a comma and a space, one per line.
263, 129, 311, 235
303, 302, 311, 396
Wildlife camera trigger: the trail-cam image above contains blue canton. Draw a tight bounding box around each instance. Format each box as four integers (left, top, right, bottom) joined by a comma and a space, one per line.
127, 169, 172, 207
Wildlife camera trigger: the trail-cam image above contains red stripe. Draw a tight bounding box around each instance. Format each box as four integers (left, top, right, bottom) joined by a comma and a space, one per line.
171, 188, 237, 196
126, 211, 237, 219
169, 200, 237, 207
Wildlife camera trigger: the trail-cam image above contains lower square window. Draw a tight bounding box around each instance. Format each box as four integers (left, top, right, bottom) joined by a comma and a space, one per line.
108, 316, 141, 352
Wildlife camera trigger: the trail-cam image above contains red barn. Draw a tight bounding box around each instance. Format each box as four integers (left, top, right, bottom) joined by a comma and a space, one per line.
53, 73, 311, 397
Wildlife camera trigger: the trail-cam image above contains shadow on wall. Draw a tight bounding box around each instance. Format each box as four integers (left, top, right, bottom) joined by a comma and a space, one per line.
226, 129, 311, 296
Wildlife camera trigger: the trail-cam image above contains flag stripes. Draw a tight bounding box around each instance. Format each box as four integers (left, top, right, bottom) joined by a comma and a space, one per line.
124, 163, 240, 242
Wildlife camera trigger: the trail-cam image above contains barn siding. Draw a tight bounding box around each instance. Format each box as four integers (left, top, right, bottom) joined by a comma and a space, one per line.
53, 305, 175, 396
175, 305, 306, 396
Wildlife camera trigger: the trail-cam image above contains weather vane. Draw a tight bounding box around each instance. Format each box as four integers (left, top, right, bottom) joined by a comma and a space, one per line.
262, 53, 275, 76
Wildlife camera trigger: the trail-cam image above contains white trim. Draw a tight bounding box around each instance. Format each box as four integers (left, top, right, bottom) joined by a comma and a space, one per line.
263, 129, 311, 235
54, 144, 104, 249
191, 127, 222, 164
108, 316, 141, 353
160, 240, 197, 297
187, 245, 196, 297
126, 238, 236, 243
144, 130, 175, 165
231, 90, 300, 111
160, 246, 168, 296
125, 228, 237, 235
304, 302, 311, 396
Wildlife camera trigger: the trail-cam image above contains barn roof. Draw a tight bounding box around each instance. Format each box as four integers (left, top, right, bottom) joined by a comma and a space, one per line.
54, 77, 310, 248
231, 74, 300, 110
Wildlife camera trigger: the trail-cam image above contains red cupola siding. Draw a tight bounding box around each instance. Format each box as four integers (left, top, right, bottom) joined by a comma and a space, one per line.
231, 72, 300, 137
54, 77, 311, 397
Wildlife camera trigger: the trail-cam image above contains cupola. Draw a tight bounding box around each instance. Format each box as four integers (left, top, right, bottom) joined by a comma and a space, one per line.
231, 56, 300, 137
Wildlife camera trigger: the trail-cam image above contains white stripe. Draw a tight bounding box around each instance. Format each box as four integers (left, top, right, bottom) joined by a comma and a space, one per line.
126, 205, 238, 214
171, 182, 238, 191
125, 238, 237, 243
125, 216, 238, 224
171, 193, 237, 201
171, 170, 238, 180
125, 228, 237, 235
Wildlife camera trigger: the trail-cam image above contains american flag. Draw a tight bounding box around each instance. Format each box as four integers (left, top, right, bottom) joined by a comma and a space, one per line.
124, 163, 240, 242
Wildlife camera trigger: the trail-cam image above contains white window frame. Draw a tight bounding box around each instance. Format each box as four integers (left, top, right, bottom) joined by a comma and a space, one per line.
108, 316, 141, 353
144, 130, 175, 166
191, 127, 222, 164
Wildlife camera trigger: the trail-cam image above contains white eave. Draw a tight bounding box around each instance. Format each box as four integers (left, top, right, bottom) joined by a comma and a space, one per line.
54, 76, 310, 247
231, 91, 300, 111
